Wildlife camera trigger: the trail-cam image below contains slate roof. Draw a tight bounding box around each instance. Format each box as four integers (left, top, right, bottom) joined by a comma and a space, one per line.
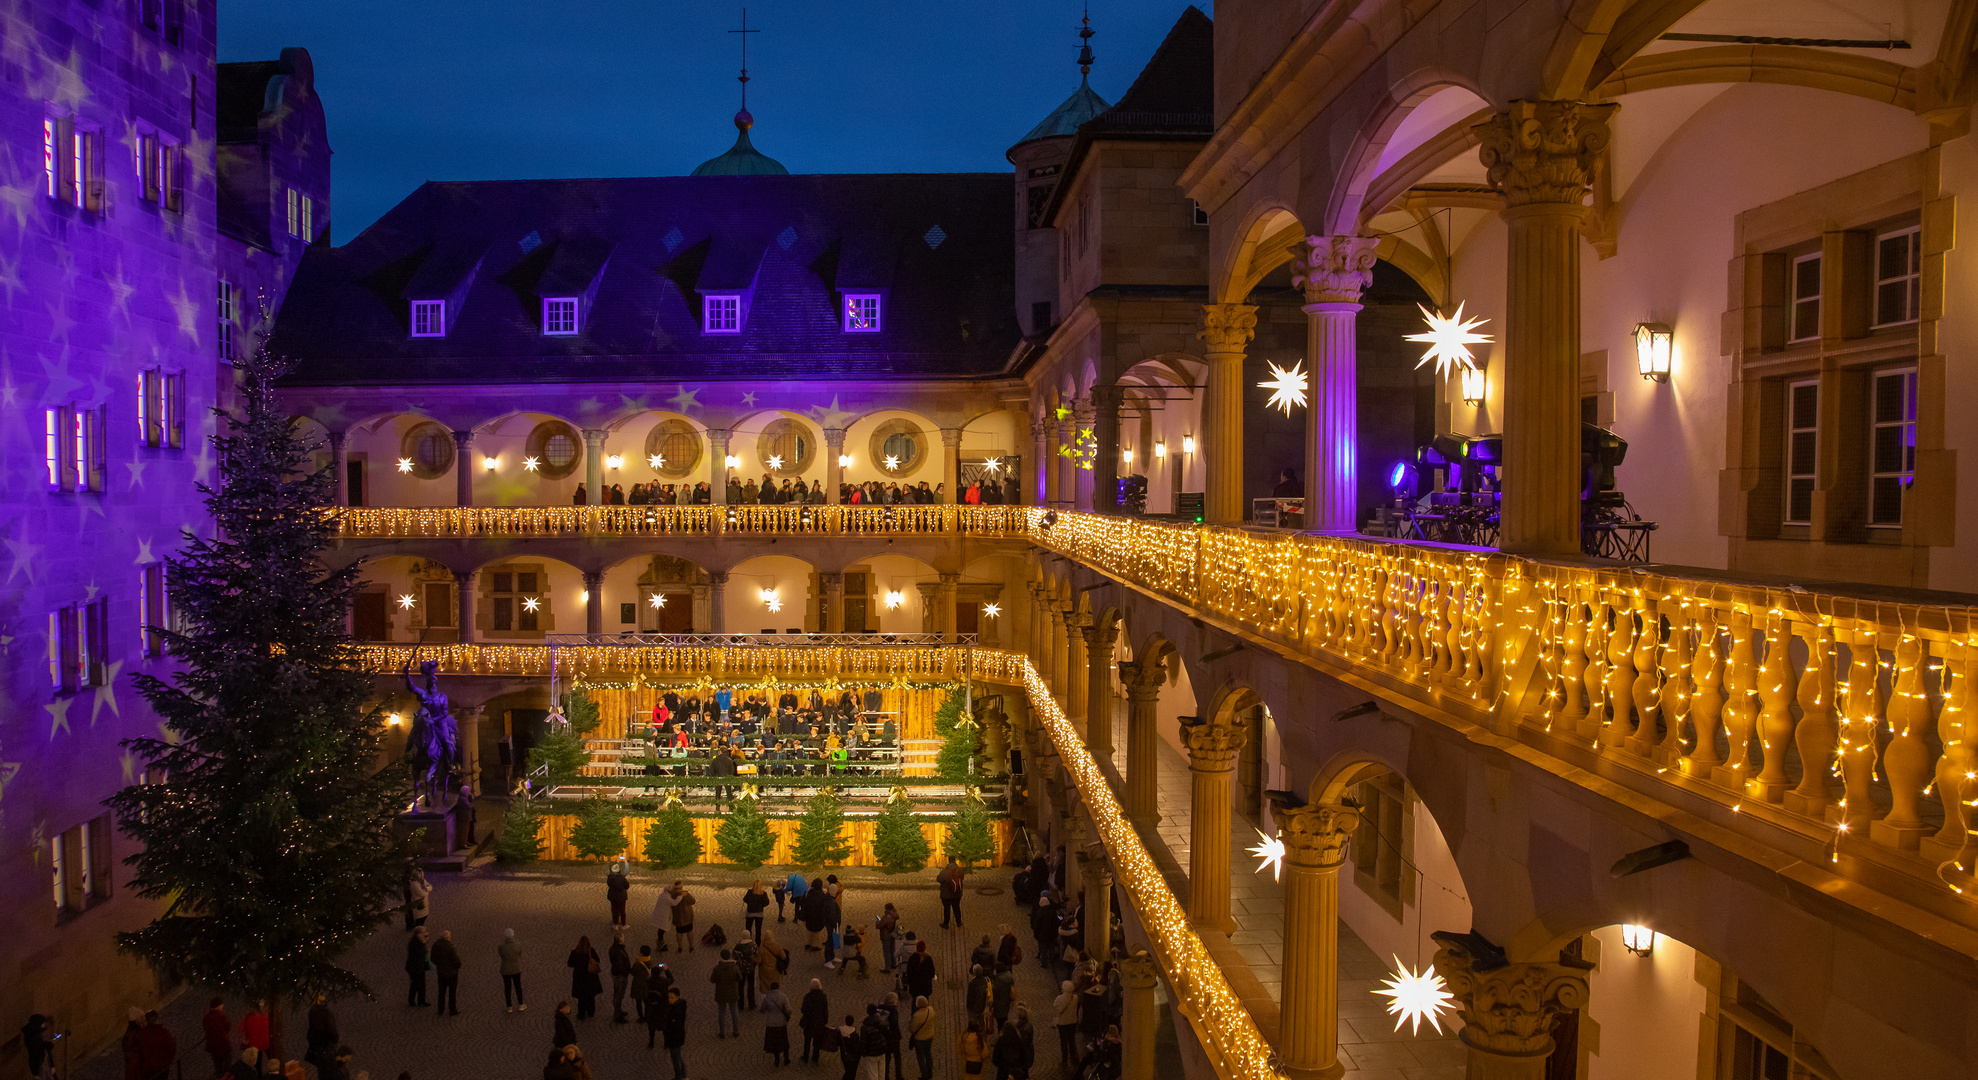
272, 174, 1019, 386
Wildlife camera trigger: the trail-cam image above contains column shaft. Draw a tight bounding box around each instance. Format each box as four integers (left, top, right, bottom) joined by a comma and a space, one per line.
707, 572, 728, 633
583, 570, 604, 636
937, 573, 960, 642
824, 428, 846, 504
1050, 609, 1071, 701
1124, 683, 1161, 825
1182, 715, 1245, 932
1092, 385, 1122, 514
708, 429, 730, 506
1081, 858, 1112, 957
941, 428, 963, 503
455, 707, 484, 796
454, 570, 478, 645
1293, 236, 1379, 534
582, 428, 605, 507
453, 429, 476, 507
1276, 803, 1360, 1080
1118, 955, 1160, 1080
822, 573, 846, 634
329, 430, 349, 507
1044, 419, 1065, 507
1199, 304, 1258, 525
1083, 622, 1121, 760
1065, 615, 1091, 730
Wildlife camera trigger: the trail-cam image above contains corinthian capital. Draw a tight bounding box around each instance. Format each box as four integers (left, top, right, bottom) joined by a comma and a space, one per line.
1180, 713, 1246, 770
1276, 800, 1361, 869
1198, 303, 1259, 354
1431, 933, 1589, 1059
1293, 235, 1381, 306
1117, 657, 1168, 696
1474, 100, 1618, 208
1080, 619, 1120, 652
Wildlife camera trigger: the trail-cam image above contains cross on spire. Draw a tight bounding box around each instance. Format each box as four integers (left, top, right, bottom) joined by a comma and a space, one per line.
730, 8, 760, 110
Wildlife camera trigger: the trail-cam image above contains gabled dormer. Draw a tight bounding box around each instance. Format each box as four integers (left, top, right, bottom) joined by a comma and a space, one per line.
402, 243, 486, 339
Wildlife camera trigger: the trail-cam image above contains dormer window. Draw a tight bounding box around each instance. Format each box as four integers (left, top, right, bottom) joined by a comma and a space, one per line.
704, 294, 741, 334
543, 297, 579, 336
410, 300, 446, 338
843, 293, 881, 333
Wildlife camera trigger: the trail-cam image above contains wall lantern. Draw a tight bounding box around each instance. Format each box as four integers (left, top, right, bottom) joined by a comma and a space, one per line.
1635, 323, 1672, 383
761, 588, 782, 613
884, 590, 906, 610
1182, 436, 1196, 455
1459, 365, 1486, 405
724, 454, 741, 469
837, 454, 853, 468
1154, 442, 1167, 459
1122, 448, 1134, 463
388, 712, 403, 727
1620, 924, 1656, 957
482, 455, 498, 471
606, 454, 623, 470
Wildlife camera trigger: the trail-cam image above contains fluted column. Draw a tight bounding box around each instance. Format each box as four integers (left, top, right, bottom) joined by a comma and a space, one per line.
454, 705, 485, 795
452, 429, 477, 506
823, 428, 846, 504
1275, 800, 1362, 1080
1293, 237, 1379, 533
1044, 417, 1066, 507
1080, 852, 1113, 957
821, 572, 845, 633
941, 428, 963, 503
1181, 713, 1246, 932
1050, 604, 1072, 701
1477, 100, 1617, 555
937, 573, 960, 641
454, 569, 478, 644
1119, 658, 1166, 825
707, 570, 728, 633
329, 430, 350, 506
708, 429, 731, 506
1026, 582, 1046, 670
1065, 610, 1092, 730
582, 428, 605, 507
1199, 304, 1258, 525
1091, 384, 1124, 514
1433, 933, 1590, 1080
1082, 619, 1121, 760
1118, 953, 1160, 1080
583, 570, 604, 635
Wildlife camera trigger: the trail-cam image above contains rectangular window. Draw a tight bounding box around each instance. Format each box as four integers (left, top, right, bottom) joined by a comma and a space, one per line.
50, 831, 65, 912
217, 280, 236, 360
703, 294, 740, 334
1790, 253, 1821, 342
139, 132, 159, 202
141, 562, 168, 655
162, 139, 183, 213
1874, 227, 1920, 328
165, 371, 184, 448
77, 405, 105, 492
542, 297, 578, 335
46, 405, 71, 489
843, 294, 880, 332
1785, 379, 1819, 525
410, 300, 446, 337
1869, 368, 1918, 527
491, 597, 513, 632
52, 604, 78, 692
44, 117, 61, 198
286, 187, 299, 237
299, 193, 313, 240
83, 596, 108, 688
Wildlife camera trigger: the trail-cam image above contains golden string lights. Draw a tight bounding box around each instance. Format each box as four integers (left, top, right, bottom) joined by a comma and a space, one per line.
358, 642, 1026, 685
329, 505, 1030, 539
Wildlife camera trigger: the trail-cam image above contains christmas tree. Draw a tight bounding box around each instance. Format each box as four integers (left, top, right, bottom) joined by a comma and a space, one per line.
792, 789, 851, 869
871, 791, 931, 874
942, 797, 996, 868
562, 687, 602, 735
494, 796, 545, 863
568, 795, 627, 859
934, 688, 983, 779
715, 794, 775, 870
105, 343, 410, 1057
527, 728, 589, 786
643, 797, 703, 869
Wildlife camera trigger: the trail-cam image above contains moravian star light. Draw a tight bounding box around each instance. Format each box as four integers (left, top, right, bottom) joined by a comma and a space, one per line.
1374, 956, 1457, 1035
522, 597, 540, 613
884, 455, 901, 471
649, 593, 666, 609
1405, 302, 1492, 379
397, 593, 416, 610
767, 455, 783, 470
982, 603, 1001, 618
1248, 827, 1287, 881
1259, 360, 1309, 415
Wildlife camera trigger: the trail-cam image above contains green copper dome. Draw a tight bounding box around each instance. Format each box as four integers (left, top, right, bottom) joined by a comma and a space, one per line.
692, 110, 789, 176
1016, 77, 1110, 145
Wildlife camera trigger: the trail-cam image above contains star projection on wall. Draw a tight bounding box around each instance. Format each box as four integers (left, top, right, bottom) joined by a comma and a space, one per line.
1258, 360, 1308, 415
1405, 303, 1491, 379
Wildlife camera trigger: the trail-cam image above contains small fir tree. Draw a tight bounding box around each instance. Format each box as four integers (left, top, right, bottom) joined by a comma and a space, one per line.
792, 790, 852, 869
714, 794, 775, 870
527, 729, 589, 786
643, 797, 703, 869
942, 797, 996, 868
562, 687, 602, 735
934, 688, 983, 779
872, 792, 931, 874
568, 796, 627, 859
105, 343, 411, 1056
494, 796, 546, 863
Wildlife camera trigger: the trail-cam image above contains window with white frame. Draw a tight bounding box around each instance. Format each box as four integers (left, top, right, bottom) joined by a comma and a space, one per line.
704, 294, 741, 334
300, 192, 313, 240
140, 561, 169, 656
286, 187, 314, 239
410, 300, 446, 338
1874, 227, 1921, 328
843, 293, 880, 332
1790, 253, 1821, 342
286, 187, 299, 237
45, 403, 106, 492
51, 816, 110, 915
48, 597, 108, 693
43, 116, 103, 212
217, 280, 236, 360
137, 133, 184, 212
1784, 379, 1819, 525
1869, 367, 1917, 527
137, 369, 185, 449
542, 297, 578, 335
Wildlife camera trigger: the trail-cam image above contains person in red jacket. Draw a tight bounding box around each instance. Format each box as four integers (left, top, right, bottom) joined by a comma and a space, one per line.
239, 1001, 271, 1054
201, 998, 232, 1075
135, 1011, 176, 1080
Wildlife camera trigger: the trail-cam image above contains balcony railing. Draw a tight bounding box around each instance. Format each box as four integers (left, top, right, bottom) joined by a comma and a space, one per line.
357, 640, 1028, 684
1026, 509, 1978, 912
329, 505, 1031, 539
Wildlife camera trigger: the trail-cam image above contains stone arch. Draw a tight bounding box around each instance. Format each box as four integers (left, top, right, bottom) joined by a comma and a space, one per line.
1324, 75, 1491, 235
1595, 45, 1919, 110
1215, 202, 1305, 304
1544, 0, 1712, 98
601, 550, 713, 634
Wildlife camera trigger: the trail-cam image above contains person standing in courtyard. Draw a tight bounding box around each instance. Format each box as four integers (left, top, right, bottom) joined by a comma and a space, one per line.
608, 932, 633, 1023
799, 978, 831, 1062
406, 867, 432, 928
631, 945, 654, 1023
758, 927, 790, 995
877, 903, 900, 973
710, 947, 744, 1038
1012, 1004, 1037, 1079
957, 1019, 985, 1078
939, 857, 965, 928
605, 857, 631, 929
745, 880, 770, 941
759, 980, 793, 1067
552, 1001, 577, 1050
837, 1014, 863, 1080
404, 927, 431, 1007
136, 1011, 175, 1080
240, 1001, 270, 1057
431, 930, 462, 1016
733, 934, 760, 1009
567, 936, 603, 1019
904, 940, 937, 1004
662, 986, 689, 1080
992, 1022, 1025, 1080
669, 881, 698, 953
1052, 981, 1078, 1066
910, 995, 936, 1080
201, 998, 232, 1075
305, 995, 339, 1072
500, 928, 528, 1012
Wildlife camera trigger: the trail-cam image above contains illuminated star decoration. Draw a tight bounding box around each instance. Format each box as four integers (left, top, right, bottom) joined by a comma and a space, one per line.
1374, 957, 1457, 1035
982, 603, 1001, 618
396, 457, 414, 473
649, 593, 667, 608
1258, 360, 1308, 415
983, 457, 1001, 473
763, 591, 783, 613
397, 594, 416, 610
1405, 302, 1492, 379
883, 455, 900, 471
524, 456, 541, 471
522, 597, 541, 613
1248, 827, 1287, 881
649, 455, 664, 469
767, 455, 783, 470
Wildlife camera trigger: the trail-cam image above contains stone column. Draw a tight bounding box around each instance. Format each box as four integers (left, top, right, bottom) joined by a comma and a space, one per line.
1081, 851, 1113, 957
582, 428, 605, 507
937, 573, 960, 641
1091, 384, 1123, 514
1082, 619, 1121, 760
454, 569, 479, 644
1065, 611, 1092, 729
1433, 933, 1590, 1080
1181, 713, 1246, 932
708, 428, 731, 506
1476, 100, 1617, 555
329, 430, 349, 506
583, 570, 604, 635
1118, 953, 1161, 1080
1050, 604, 1072, 701
1042, 418, 1064, 507
821, 572, 845, 633
454, 705, 485, 795
941, 427, 963, 503
824, 428, 846, 504
452, 429, 477, 507
1199, 304, 1258, 525
707, 571, 729, 633
1057, 420, 1077, 507
1294, 236, 1379, 533
1118, 658, 1166, 826
1275, 800, 1363, 1080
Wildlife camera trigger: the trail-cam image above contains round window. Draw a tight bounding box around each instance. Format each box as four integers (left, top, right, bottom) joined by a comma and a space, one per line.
644, 420, 702, 479
401, 421, 455, 480
868, 418, 926, 474
756, 418, 816, 476
525, 420, 584, 480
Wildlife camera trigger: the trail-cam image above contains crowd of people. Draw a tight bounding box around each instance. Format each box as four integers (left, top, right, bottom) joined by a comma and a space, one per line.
568, 475, 1019, 507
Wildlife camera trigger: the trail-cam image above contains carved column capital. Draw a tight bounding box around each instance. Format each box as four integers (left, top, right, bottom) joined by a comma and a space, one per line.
1117, 952, 1160, 991
451, 428, 476, 449
1198, 303, 1259, 354
1080, 618, 1119, 652
1293, 235, 1381, 306
1474, 100, 1618, 208
940, 427, 964, 449
1180, 714, 1246, 771
706, 427, 731, 452
581, 427, 606, 447
822, 427, 847, 451
1432, 935, 1590, 1060
1277, 800, 1361, 870
706, 570, 730, 586
1117, 657, 1167, 697
1064, 609, 1093, 631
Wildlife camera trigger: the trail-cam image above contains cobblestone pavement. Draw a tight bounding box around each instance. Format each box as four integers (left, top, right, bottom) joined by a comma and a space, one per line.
80, 863, 1131, 1080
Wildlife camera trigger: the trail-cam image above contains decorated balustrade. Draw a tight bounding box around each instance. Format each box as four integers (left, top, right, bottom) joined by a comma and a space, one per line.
1025, 509, 1978, 908
358, 639, 1029, 685
330, 504, 1030, 539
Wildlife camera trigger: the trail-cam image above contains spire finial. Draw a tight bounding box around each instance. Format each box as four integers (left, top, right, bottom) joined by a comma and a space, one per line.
730, 8, 761, 126
1076, 5, 1096, 77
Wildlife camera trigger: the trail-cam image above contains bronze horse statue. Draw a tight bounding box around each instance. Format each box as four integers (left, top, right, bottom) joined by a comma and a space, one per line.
402, 655, 461, 808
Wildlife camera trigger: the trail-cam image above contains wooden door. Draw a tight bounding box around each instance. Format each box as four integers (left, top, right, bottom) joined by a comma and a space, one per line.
659, 593, 693, 633
956, 602, 980, 638
346, 460, 365, 506
353, 592, 389, 641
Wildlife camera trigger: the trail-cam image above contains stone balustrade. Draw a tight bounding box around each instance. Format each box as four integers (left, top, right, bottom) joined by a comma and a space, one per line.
329, 504, 1030, 539
358, 640, 1029, 685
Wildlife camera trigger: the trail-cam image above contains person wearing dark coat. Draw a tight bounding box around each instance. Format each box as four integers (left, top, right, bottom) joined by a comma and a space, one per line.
431, 930, 463, 1015
799, 978, 831, 1062
305, 996, 339, 1068
837, 1014, 864, 1080
136, 1012, 176, 1080
904, 941, 938, 1003
663, 987, 690, 1080
405, 927, 431, 1006
568, 936, 604, 1019
606, 858, 632, 927
551, 1001, 577, 1049
993, 1022, 1027, 1080
609, 932, 634, 1022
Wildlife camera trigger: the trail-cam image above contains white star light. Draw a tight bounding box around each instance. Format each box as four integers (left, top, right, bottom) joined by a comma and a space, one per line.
982, 603, 1001, 618
523, 456, 540, 471
1405, 302, 1492, 379
397, 594, 416, 610
649, 455, 665, 469
1374, 957, 1457, 1035
649, 593, 667, 609
396, 458, 414, 473
522, 597, 541, 613
883, 455, 901, 471
1259, 361, 1308, 415
761, 590, 783, 613
767, 455, 783, 470
1248, 827, 1287, 881
983, 457, 1001, 473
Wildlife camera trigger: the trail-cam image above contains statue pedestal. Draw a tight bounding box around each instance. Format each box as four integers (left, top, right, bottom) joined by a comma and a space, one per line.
399, 796, 459, 859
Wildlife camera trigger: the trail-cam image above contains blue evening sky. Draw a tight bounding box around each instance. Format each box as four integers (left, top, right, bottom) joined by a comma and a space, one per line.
219, 1, 1213, 241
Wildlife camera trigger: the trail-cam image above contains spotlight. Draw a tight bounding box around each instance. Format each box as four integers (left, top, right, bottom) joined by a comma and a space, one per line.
1388, 462, 1414, 494
837, 454, 853, 468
